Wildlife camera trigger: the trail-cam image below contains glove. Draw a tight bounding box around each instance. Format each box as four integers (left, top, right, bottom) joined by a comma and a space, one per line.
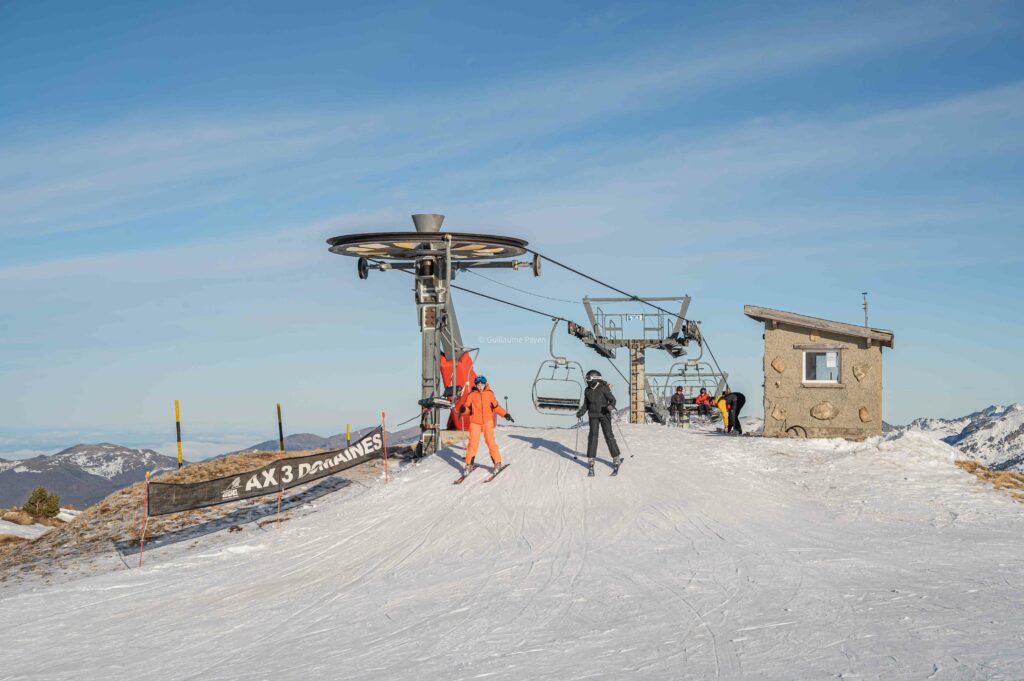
459, 406, 466, 414
576, 409, 586, 419
504, 414, 514, 423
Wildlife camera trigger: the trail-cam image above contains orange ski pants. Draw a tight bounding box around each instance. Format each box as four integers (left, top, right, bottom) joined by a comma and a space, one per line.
465, 422, 501, 466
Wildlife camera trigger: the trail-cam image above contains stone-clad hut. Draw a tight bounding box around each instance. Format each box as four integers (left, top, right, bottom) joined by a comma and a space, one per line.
743, 305, 895, 440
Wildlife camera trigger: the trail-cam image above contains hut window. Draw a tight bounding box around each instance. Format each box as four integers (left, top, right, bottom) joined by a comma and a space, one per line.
803, 350, 841, 383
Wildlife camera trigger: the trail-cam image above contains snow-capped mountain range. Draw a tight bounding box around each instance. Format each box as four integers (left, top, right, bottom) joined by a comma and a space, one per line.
898, 404, 1024, 472
0, 444, 178, 508
1, 406, 1018, 510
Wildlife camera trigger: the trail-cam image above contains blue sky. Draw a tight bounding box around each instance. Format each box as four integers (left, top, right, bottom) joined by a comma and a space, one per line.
1, 0, 1022, 458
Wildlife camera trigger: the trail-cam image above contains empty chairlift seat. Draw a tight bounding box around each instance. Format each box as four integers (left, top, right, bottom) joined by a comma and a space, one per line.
532, 360, 585, 414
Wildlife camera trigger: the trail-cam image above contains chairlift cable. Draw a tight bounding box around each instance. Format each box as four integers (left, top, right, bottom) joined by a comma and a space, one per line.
366, 257, 575, 324
527, 248, 729, 386
369, 253, 729, 391
601, 355, 630, 386
464, 269, 579, 304
450, 284, 572, 323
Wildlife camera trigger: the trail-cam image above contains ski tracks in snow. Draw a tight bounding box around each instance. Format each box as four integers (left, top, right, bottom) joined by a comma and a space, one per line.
2, 426, 1024, 680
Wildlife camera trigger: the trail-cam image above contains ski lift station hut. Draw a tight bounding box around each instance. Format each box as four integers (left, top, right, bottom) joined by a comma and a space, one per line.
744, 305, 894, 440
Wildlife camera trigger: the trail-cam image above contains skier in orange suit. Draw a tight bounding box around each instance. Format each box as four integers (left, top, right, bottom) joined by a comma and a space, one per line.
460, 375, 514, 476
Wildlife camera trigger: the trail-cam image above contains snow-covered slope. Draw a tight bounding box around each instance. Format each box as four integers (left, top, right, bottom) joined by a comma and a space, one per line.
1, 425, 1022, 680
0, 444, 178, 508
900, 404, 1024, 472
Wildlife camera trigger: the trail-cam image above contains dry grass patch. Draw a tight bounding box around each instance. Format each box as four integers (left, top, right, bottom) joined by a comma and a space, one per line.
0, 448, 392, 579
1, 510, 36, 526
955, 459, 1024, 503
0, 534, 26, 546
1, 509, 63, 527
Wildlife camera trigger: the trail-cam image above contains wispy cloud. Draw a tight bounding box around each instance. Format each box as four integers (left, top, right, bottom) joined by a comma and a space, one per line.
0, 2, 1002, 240
2, 78, 1021, 284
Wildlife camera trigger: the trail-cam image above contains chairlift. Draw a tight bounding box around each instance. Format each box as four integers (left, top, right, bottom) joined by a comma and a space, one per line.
651, 360, 728, 426
662, 361, 725, 401
532, 320, 586, 415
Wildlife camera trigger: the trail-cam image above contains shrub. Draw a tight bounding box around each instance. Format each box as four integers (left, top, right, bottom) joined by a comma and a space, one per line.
22, 487, 60, 518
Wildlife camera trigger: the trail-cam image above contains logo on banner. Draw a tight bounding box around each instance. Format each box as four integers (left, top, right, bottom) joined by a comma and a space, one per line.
221, 477, 241, 500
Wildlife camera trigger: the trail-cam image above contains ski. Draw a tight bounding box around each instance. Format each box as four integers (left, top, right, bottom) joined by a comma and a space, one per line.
483, 463, 510, 483
453, 465, 479, 485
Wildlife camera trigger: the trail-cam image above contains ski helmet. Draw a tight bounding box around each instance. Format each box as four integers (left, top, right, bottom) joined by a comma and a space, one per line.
474, 375, 488, 385
585, 370, 602, 381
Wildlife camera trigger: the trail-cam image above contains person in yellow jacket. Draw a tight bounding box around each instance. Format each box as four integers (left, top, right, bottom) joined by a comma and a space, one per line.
715, 394, 729, 431
459, 375, 514, 476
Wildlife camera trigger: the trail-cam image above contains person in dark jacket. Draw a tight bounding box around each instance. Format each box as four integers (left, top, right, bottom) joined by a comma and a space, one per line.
576, 370, 621, 474
723, 389, 746, 435
669, 386, 686, 423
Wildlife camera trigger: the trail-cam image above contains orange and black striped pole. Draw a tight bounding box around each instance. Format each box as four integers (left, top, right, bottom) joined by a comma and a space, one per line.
174, 400, 183, 469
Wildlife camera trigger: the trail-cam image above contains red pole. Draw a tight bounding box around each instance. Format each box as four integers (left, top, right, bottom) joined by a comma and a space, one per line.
138, 471, 150, 568
382, 411, 389, 484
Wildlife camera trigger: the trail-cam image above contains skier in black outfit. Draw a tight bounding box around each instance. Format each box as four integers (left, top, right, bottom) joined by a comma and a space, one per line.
724, 390, 746, 435
576, 370, 622, 475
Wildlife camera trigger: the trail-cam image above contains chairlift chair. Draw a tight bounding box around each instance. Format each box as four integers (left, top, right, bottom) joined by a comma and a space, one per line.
532, 321, 586, 415
660, 361, 728, 425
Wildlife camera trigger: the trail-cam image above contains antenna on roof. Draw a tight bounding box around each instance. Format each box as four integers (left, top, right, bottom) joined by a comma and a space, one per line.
862, 292, 869, 327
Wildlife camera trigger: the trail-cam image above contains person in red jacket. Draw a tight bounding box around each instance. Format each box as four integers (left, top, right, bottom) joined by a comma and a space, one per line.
459, 375, 514, 476
695, 387, 713, 420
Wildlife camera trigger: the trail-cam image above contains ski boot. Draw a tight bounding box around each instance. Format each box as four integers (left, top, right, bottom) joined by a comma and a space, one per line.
463, 462, 475, 477
587, 459, 596, 477
611, 457, 622, 476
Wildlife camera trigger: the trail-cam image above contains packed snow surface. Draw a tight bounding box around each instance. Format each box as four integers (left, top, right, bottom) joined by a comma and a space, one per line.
0, 520, 50, 539
2, 425, 1023, 680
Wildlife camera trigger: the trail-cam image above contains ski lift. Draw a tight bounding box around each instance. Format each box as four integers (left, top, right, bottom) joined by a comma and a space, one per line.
532, 320, 586, 415
662, 361, 726, 401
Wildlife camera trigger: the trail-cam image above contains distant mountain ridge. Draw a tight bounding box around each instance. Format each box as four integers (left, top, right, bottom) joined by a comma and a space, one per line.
225, 425, 421, 457
0, 426, 422, 509
0, 444, 179, 508
899, 404, 1024, 472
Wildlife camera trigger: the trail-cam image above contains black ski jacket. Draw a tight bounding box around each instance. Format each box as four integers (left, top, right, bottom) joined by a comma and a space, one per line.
578, 379, 617, 418
725, 392, 746, 411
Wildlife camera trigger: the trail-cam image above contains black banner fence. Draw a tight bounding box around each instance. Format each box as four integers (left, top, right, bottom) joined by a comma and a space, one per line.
147, 426, 385, 517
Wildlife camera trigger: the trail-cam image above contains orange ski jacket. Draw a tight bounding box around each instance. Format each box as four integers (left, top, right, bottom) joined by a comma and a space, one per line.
462, 387, 507, 426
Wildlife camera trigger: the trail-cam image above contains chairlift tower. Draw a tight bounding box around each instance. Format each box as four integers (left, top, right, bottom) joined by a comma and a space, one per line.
327, 214, 539, 456
567, 296, 703, 424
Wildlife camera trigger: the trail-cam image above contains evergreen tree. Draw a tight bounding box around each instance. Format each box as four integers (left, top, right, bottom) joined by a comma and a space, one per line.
23, 486, 60, 518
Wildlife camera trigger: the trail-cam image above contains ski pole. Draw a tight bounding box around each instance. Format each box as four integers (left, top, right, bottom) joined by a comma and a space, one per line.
573, 418, 581, 460
613, 419, 635, 458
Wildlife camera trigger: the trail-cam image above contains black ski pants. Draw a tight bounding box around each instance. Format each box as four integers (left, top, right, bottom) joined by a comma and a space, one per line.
728, 404, 744, 434
587, 414, 621, 460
